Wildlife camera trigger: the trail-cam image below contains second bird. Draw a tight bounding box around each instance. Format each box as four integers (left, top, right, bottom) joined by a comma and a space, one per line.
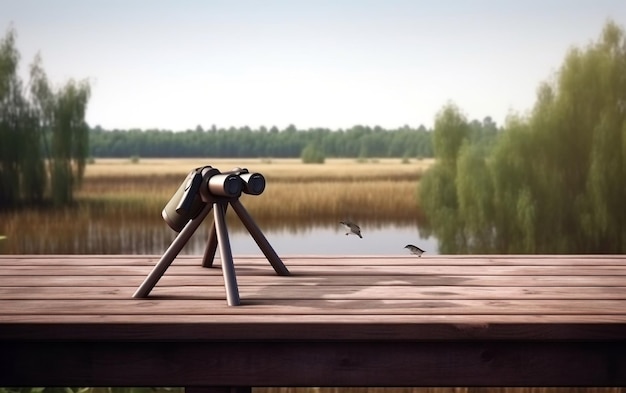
340, 221, 362, 238
404, 244, 425, 257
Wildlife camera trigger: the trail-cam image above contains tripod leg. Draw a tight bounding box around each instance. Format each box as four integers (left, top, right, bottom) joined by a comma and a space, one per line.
202, 204, 228, 268
133, 203, 213, 298
202, 220, 218, 268
230, 199, 290, 276
213, 202, 241, 306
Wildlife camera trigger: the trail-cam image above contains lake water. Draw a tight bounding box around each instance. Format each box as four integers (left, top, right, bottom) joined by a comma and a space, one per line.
0, 210, 438, 255
184, 223, 439, 256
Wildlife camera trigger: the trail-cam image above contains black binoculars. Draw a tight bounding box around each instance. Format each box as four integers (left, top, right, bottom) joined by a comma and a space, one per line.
162, 166, 266, 232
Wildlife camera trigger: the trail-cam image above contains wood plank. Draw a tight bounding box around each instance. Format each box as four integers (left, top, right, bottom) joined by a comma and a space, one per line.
2, 315, 626, 342
2, 285, 626, 300
3, 312, 626, 325
3, 254, 626, 266
2, 299, 626, 316
3, 264, 626, 276
2, 274, 626, 287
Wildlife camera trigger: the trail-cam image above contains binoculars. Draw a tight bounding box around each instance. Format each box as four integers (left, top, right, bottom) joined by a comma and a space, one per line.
162, 166, 266, 232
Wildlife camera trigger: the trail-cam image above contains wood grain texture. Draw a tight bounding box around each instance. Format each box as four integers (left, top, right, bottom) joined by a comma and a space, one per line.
1, 254, 625, 387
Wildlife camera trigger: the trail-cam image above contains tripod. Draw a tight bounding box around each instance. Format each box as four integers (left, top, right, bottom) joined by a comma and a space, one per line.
133, 166, 289, 306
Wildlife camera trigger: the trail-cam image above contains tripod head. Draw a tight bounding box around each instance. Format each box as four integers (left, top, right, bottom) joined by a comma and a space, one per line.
162, 165, 266, 232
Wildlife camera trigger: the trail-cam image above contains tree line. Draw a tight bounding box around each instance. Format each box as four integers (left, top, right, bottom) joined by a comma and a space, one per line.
0, 27, 90, 208
419, 20, 626, 254
88, 124, 440, 159
88, 120, 499, 160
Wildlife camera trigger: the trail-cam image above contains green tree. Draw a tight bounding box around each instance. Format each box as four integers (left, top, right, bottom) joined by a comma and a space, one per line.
432, 103, 470, 166
0, 26, 91, 207
0, 27, 23, 205
29, 52, 91, 205
49, 80, 91, 204
581, 22, 626, 252
300, 142, 325, 164
488, 118, 537, 253
419, 104, 470, 252
455, 141, 494, 253
0, 27, 45, 205
421, 20, 626, 254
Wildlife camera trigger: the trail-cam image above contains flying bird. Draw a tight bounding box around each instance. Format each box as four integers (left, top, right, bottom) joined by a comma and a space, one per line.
340, 221, 362, 238
404, 244, 425, 257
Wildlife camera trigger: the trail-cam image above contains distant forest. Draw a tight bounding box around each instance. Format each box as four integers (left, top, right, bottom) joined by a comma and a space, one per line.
88, 119, 499, 158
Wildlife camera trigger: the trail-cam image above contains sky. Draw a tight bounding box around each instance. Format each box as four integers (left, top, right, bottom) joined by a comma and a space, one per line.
2, 0, 625, 131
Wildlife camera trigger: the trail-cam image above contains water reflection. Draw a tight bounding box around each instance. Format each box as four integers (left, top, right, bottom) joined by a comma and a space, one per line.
0, 207, 438, 255
185, 223, 439, 256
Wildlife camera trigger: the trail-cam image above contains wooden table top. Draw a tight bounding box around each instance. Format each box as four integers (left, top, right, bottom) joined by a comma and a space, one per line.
1, 254, 626, 387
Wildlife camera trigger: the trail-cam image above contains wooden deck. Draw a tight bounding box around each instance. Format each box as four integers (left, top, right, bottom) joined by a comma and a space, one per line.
1, 254, 626, 390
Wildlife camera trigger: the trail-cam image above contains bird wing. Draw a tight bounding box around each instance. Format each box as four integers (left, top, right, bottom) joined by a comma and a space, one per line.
341, 221, 360, 231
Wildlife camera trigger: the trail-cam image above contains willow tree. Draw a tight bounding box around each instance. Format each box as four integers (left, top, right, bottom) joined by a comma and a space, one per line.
513, 20, 626, 253
0, 27, 46, 205
580, 21, 626, 252
418, 104, 470, 253
48, 79, 90, 205
455, 141, 495, 253
0, 26, 90, 207
420, 20, 626, 254
0, 27, 22, 205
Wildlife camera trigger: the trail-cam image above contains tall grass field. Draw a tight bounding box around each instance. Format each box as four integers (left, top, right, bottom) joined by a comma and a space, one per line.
78, 157, 432, 222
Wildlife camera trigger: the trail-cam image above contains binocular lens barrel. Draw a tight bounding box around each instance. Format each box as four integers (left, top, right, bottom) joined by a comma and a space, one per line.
208, 174, 243, 197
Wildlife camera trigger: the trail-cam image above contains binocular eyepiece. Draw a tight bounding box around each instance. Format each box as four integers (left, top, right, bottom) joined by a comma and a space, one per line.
222, 167, 266, 196
162, 166, 266, 232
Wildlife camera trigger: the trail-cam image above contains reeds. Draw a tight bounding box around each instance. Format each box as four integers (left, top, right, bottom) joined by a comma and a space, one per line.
76, 158, 431, 222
